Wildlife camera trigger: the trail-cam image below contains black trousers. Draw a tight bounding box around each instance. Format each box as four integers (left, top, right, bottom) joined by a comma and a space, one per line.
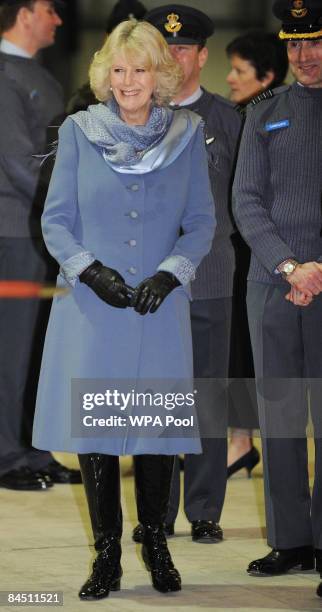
0, 237, 57, 476
166, 297, 231, 524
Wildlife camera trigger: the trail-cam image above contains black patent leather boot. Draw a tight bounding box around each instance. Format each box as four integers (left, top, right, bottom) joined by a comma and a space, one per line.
78, 454, 122, 600
142, 524, 181, 592
78, 535, 122, 600
134, 455, 181, 592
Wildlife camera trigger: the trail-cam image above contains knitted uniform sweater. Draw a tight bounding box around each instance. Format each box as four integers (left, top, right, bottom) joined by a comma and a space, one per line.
233, 82, 322, 284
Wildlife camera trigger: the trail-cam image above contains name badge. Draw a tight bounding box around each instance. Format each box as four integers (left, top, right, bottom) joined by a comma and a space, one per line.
265, 119, 290, 132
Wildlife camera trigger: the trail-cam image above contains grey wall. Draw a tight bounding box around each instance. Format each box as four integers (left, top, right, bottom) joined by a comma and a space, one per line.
65, 0, 287, 100
80, 0, 267, 27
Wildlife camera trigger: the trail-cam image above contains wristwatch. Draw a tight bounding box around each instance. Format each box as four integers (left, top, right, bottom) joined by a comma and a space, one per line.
277, 259, 298, 279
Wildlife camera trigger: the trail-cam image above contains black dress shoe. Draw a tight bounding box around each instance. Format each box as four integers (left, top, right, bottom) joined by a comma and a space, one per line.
38, 459, 82, 484
317, 582, 322, 597
132, 522, 174, 543
228, 446, 260, 478
79, 536, 122, 600
142, 525, 181, 593
33, 471, 54, 488
0, 467, 51, 491
247, 546, 315, 576
191, 520, 223, 543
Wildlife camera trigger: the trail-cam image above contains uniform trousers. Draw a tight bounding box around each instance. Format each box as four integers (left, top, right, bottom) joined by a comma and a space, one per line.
166, 297, 232, 524
247, 281, 322, 549
0, 237, 56, 476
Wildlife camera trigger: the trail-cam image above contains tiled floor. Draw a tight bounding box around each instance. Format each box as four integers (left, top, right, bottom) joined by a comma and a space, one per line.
0, 446, 320, 612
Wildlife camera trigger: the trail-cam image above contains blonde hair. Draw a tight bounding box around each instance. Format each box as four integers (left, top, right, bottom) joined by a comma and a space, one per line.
89, 19, 184, 105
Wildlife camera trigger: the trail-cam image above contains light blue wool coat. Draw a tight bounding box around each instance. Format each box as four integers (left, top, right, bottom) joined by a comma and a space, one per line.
32, 109, 216, 455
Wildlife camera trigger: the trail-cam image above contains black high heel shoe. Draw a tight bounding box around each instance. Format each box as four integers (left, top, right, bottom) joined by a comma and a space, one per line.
142, 525, 181, 593
227, 446, 260, 478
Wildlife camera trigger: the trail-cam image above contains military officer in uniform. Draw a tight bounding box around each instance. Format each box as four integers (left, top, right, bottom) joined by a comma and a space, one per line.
0, 0, 81, 489
233, 0, 322, 577
132, 5, 241, 544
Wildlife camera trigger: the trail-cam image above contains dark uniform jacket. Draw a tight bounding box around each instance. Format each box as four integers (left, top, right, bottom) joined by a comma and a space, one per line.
0, 52, 64, 237
182, 88, 242, 299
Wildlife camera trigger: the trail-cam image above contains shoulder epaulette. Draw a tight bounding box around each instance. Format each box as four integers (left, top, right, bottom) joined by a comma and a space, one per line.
249, 84, 291, 107
234, 91, 274, 115
250, 89, 275, 107
234, 89, 276, 115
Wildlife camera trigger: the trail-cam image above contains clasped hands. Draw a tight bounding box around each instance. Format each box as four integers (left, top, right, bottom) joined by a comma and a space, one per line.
79, 260, 180, 315
284, 262, 322, 307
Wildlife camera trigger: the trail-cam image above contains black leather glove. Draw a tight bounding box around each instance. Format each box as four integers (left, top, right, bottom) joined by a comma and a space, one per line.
79, 260, 133, 309
131, 271, 181, 315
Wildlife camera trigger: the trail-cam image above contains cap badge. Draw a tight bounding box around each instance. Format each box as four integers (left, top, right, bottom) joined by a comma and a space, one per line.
291, 0, 308, 18
164, 13, 183, 34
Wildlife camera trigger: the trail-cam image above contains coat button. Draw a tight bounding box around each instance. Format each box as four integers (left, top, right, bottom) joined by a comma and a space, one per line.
130, 211, 139, 219
128, 267, 137, 275
130, 184, 139, 191
129, 239, 137, 247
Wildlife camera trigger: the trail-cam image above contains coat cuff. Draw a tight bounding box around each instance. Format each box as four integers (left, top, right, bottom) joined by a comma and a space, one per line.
157, 255, 195, 285
60, 251, 96, 287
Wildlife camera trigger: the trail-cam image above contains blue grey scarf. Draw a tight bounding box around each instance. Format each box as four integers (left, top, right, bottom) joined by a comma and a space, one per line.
35, 103, 202, 175
71, 98, 173, 167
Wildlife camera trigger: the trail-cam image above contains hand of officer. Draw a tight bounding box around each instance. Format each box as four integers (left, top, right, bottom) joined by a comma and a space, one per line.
79, 260, 133, 308
285, 286, 313, 307
131, 271, 181, 315
287, 262, 322, 296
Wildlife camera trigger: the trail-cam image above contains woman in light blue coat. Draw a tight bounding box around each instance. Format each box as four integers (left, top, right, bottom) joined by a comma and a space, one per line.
32, 19, 215, 598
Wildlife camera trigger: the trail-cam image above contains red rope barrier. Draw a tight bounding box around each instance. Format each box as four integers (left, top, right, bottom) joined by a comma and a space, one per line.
0, 281, 69, 299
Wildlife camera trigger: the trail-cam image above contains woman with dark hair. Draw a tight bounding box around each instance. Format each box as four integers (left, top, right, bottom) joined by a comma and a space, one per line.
226, 31, 289, 107
226, 31, 289, 477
